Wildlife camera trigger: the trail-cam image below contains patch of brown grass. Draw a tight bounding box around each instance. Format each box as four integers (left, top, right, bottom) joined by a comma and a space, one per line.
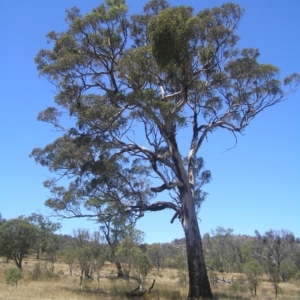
1, 257, 299, 300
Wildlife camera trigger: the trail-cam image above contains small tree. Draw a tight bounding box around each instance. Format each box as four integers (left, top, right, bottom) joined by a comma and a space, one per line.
243, 259, 263, 296
45, 234, 60, 274
76, 246, 105, 285
268, 264, 281, 299
26, 213, 61, 259
62, 249, 76, 276
116, 236, 140, 279
148, 243, 165, 270
5, 267, 23, 287
71, 229, 105, 285
138, 253, 152, 280
254, 229, 295, 282
0, 218, 37, 270
95, 214, 143, 277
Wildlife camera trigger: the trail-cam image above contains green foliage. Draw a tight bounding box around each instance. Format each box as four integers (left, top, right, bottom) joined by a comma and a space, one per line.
5, 267, 23, 287
254, 229, 295, 283
280, 259, 299, 281
30, 263, 43, 281
138, 253, 152, 277
0, 218, 38, 270
243, 259, 263, 295
25, 213, 61, 260
228, 281, 239, 294
68, 229, 105, 283
148, 6, 197, 67
32, 2, 299, 225
115, 232, 153, 283
29, 262, 60, 281
147, 243, 165, 270
62, 249, 77, 275
227, 280, 248, 297
32, 1, 299, 298
202, 227, 245, 273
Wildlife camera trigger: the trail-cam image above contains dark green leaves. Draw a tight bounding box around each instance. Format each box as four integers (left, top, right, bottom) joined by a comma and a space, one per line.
148, 6, 196, 68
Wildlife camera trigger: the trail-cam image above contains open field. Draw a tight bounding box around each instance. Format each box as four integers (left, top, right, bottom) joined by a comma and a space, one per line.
0, 256, 299, 300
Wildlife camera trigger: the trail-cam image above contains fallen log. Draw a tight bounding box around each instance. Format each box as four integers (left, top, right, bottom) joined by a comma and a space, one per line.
125, 279, 155, 298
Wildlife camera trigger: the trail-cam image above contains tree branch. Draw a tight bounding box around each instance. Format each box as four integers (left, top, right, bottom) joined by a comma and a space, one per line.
150, 180, 183, 193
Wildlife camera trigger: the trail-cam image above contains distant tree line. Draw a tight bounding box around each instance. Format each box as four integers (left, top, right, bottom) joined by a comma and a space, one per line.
1, 213, 299, 294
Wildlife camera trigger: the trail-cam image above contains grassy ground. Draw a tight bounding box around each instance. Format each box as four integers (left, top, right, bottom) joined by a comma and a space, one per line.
0, 256, 299, 300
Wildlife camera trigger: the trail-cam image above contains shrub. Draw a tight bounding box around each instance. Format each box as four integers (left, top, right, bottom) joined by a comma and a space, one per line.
30, 263, 42, 280
228, 281, 247, 295
5, 267, 23, 287
29, 262, 61, 281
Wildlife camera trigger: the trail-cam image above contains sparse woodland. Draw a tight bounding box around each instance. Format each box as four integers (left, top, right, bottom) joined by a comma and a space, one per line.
0, 215, 299, 299
2, 0, 299, 299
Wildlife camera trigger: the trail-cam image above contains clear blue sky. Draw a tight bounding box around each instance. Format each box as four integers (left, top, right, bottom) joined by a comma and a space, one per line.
0, 0, 299, 244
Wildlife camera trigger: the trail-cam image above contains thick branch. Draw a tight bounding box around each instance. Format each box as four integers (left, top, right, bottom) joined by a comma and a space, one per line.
125, 201, 181, 215
150, 180, 183, 193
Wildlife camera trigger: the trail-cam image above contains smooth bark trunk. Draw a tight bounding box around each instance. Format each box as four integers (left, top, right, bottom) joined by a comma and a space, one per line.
182, 191, 213, 299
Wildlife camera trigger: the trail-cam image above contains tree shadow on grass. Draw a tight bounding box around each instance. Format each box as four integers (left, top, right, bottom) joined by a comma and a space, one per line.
212, 292, 251, 300
63, 286, 110, 298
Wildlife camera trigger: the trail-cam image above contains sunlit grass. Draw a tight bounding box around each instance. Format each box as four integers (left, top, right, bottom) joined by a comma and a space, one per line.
0, 256, 299, 300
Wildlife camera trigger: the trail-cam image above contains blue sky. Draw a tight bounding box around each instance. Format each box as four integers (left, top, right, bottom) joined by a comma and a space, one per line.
0, 0, 299, 244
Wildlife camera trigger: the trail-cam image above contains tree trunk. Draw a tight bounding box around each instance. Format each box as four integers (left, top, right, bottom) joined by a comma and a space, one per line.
274, 283, 278, 299
36, 249, 40, 259
15, 260, 22, 271
182, 191, 213, 299
116, 262, 124, 277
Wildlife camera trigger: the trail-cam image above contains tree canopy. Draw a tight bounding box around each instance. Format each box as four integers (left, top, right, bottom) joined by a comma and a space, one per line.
31, 1, 299, 298
0, 218, 38, 270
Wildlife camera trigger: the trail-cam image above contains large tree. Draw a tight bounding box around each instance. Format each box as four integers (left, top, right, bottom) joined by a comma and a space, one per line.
31, 0, 299, 298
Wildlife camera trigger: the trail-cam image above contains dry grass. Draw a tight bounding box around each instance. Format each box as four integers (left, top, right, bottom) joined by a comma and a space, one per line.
0, 256, 299, 300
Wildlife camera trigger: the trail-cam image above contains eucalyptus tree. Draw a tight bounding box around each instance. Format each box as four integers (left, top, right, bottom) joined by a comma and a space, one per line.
71, 229, 105, 284
254, 229, 295, 282
148, 243, 165, 270
0, 218, 37, 270
26, 213, 61, 259
31, 0, 299, 298
203, 227, 244, 272
203, 227, 234, 272
97, 214, 143, 277
243, 259, 264, 296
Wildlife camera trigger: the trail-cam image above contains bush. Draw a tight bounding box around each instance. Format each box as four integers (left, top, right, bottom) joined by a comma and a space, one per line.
5, 267, 23, 287
29, 262, 60, 281
30, 263, 43, 280
281, 260, 299, 280
228, 281, 247, 295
